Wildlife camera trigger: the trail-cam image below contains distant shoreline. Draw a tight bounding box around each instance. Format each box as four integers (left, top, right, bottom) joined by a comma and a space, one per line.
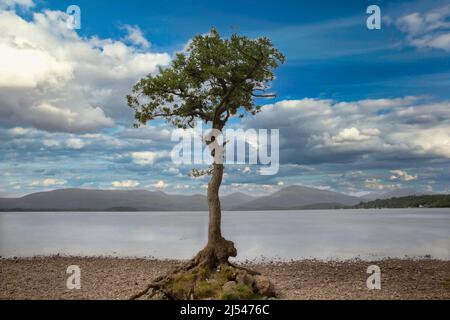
2, 187, 448, 212
1, 256, 449, 299
1, 206, 450, 212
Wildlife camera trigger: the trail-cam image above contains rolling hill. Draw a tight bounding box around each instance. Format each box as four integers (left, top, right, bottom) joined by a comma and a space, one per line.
0, 186, 361, 211
232, 185, 361, 210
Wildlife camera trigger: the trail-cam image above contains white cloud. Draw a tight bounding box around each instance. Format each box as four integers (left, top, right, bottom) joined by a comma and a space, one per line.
366, 180, 402, 191
332, 127, 378, 143
117, 125, 171, 141
0, 0, 34, 10
0, 8, 170, 132
43, 139, 60, 148
396, 5, 450, 51
365, 178, 386, 190
0, 41, 72, 88
411, 33, 450, 51
23, 103, 114, 133
30, 178, 67, 187
131, 151, 168, 165
66, 138, 85, 149
242, 166, 251, 173
396, 13, 425, 36
7, 127, 34, 136
227, 182, 279, 195
390, 170, 418, 181
9, 181, 21, 189
111, 180, 140, 188
164, 167, 181, 176
389, 127, 450, 158
151, 180, 168, 189
123, 25, 150, 48
175, 184, 190, 190
243, 97, 450, 164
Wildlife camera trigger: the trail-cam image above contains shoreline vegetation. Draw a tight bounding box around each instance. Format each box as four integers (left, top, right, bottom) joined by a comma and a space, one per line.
1, 256, 449, 299
354, 195, 450, 209
1, 194, 449, 212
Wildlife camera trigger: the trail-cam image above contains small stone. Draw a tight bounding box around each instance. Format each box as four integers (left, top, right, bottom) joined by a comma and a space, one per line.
222, 281, 237, 292
150, 290, 168, 300
254, 275, 275, 297
235, 270, 254, 286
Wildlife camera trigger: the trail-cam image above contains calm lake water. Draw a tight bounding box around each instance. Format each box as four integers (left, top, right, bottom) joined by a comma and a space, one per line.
0, 209, 449, 261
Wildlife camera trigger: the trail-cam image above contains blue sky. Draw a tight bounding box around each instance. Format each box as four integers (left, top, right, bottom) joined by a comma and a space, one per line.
0, 0, 449, 197
38, 0, 450, 100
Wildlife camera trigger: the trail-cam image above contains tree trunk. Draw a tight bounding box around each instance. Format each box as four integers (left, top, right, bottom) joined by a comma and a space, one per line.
193, 137, 237, 268
207, 163, 224, 243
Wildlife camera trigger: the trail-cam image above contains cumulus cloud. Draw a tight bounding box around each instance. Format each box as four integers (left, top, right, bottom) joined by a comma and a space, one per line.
364, 178, 400, 190
7, 127, 34, 136
0, 0, 34, 10
23, 103, 114, 133
131, 151, 169, 165
227, 182, 280, 195
151, 180, 168, 189
364, 178, 385, 190
42, 139, 60, 148
111, 180, 140, 188
174, 184, 190, 190
390, 170, 418, 181
164, 167, 182, 176
332, 127, 379, 143
123, 25, 150, 48
0, 8, 170, 132
66, 138, 85, 149
395, 4, 450, 51
117, 125, 172, 141
30, 178, 67, 187
243, 97, 450, 166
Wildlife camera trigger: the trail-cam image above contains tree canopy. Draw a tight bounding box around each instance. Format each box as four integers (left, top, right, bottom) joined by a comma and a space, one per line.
127, 27, 285, 130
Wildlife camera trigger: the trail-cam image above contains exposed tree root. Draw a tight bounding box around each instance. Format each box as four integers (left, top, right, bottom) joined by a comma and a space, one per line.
228, 262, 261, 276
129, 282, 160, 300
191, 237, 237, 268
129, 240, 273, 300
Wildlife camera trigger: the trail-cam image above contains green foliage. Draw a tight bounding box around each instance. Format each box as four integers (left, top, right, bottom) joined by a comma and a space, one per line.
196, 280, 222, 299
216, 266, 234, 283
127, 27, 284, 129
220, 284, 261, 300
167, 265, 262, 300
356, 195, 450, 208
169, 271, 197, 299
195, 266, 212, 279
194, 265, 234, 299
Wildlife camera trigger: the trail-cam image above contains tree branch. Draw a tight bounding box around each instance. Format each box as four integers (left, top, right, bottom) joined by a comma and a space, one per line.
251, 93, 276, 98
213, 55, 265, 126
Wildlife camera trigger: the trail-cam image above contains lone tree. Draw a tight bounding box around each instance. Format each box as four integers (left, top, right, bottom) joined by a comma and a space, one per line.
127, 28, 284, 299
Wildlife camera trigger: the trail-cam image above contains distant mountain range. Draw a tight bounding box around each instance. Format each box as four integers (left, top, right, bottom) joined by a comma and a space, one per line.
232, 185, 360, 210
0, 188, 256, 211
0, 186, 437, 211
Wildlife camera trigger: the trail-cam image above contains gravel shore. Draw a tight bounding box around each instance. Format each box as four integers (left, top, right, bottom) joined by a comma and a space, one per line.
1, 257, 449, 299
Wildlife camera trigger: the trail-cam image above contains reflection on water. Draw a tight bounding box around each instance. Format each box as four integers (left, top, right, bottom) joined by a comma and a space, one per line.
0, 209, 449, 260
